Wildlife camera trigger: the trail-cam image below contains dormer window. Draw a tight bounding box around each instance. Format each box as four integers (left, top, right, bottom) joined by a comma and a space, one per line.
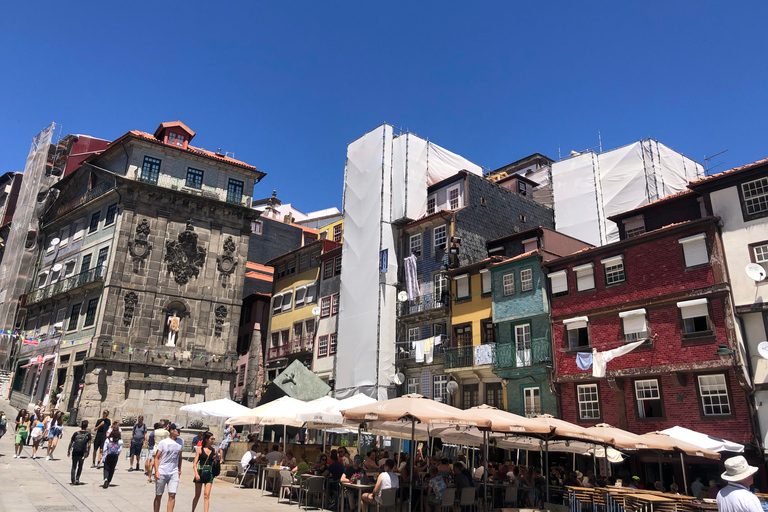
623, 216, 645, 238
168, 132, 186, 147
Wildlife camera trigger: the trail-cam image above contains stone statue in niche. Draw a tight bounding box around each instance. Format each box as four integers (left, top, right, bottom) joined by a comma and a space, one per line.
123, 292, 139, 326
164, 221, 206, 285
128, 219, 152, 273
214, 305, 228, 337
166, 310, 180, 346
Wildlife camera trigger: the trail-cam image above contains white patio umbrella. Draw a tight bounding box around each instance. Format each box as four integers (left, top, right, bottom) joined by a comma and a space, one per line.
660, 426, 744, 453
226, 396, 309, 451
179, 398, 252, 418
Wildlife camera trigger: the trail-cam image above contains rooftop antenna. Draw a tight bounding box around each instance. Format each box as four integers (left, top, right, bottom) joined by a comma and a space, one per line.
558, 145, 561, 160
704, 149, 729, 175
598, 132, 602, 153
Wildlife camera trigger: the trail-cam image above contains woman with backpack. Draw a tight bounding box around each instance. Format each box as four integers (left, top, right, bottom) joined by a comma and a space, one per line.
46, 410, 64, 460
192, 431, 218, 512
101, 429, 123, 488
30, 415, 46, 459
67, 420, 91, 485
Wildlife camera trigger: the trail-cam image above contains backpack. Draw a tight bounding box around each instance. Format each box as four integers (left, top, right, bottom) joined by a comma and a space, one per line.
106, 441, 121, 455
73, 431, 89, 453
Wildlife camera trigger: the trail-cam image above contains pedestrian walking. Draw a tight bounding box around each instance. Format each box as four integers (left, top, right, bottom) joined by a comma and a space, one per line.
129, 415, 147, 471
46, 410, 64, 460
717, 455, 762, 512
14, 411, 30, 458
101, 429, 123, 488
30, 416, 46, 459
0, 410, 8, 441
92, 410, 110, 468
145, 422, 160, 482
154, 423, 184, 512
192, 432, 218, 512
67, 420, 92, 485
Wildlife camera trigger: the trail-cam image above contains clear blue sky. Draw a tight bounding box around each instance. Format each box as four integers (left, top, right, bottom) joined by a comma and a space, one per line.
1, 2, 766, 213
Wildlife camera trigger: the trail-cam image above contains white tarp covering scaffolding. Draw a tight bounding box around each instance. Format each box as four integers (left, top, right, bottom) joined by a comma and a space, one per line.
551, 139, 703, 246
335, 124, 482, 400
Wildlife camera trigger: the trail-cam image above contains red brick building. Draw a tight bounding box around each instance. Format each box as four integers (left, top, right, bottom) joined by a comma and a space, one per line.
545, 211, 759, 487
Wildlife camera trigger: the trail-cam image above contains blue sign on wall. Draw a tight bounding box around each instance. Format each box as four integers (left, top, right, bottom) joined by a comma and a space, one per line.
380, 249, 388, 274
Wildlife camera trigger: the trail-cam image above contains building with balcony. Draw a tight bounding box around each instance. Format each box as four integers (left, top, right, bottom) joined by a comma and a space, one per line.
265, 239, 340, 381
10, 121, 264, 422
315, 246, 342, 384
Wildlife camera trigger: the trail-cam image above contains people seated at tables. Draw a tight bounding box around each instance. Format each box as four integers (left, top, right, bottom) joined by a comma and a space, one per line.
316, 447, 331, 464
280, 449, 297, 469
315, 453, 329, 474
361, 459, 399, 512
426, 466, 447, 512
495, 465, 511, 483
325, 450, 345, 481
452, 462, 471, 512
292, 453, 310, 476
338, 446, 351, 466
265, 444, 283, 466
378, 450, 390, 468
437, 458, 452, 478
399, 460, 421, 511
563, 471, 581, 487
363, 450, 380, 472
240, 443, 266, 487
415, 451, 428, 471
341, 455, 366, 483
398, 452, 409, 473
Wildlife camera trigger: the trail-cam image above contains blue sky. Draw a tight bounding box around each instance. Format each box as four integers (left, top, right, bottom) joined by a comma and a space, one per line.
1, 2, 766, 213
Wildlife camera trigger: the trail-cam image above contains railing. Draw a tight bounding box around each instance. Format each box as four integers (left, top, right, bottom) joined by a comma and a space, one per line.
290, 334, 314, 354
132, 171, 250, 206
396, 292, 451, 316
493, 337, 552, 370
26, 266, 105, 305
395, 337, 446, 361
444, 343, 497, 369
54, 182, 116, 217
267, 344, 290, 360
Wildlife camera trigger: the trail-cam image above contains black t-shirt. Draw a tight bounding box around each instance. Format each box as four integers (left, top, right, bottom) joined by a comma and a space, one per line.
70, 430, 92, 455
95, 418, 111, 435
328, 461, 345, 481
344, 466, 365, 479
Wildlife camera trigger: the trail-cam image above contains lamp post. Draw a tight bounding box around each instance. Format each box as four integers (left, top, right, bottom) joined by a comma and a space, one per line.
446, 379, 459, 406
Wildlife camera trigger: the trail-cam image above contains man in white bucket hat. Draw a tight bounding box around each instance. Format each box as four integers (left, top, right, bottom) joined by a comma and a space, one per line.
716, 455, 762, 512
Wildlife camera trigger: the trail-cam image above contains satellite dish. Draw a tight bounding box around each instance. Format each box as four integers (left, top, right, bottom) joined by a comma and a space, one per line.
311, 306, 320, 316
52, 263, 62, 272
50, 238, 60, 247
758, 342, 768, 360
393, 372, 405, 385
397, 291, 408, 302
746, 263, 766, 282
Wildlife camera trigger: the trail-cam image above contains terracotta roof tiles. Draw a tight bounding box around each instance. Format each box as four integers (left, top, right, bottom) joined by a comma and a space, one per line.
128, 130, 258, 171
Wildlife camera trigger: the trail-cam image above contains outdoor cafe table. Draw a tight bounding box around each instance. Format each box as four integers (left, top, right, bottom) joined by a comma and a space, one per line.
262, 466, 288, 496
341, 482, 375, 512
623, 493, 676, 512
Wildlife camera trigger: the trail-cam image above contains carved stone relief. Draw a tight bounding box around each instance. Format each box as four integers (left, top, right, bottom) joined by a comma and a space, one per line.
216, 236, 238, 285
214, 305, 228, 337
123, 292, 139, 326
128, 219, 152, 273
164, 221, 206, 285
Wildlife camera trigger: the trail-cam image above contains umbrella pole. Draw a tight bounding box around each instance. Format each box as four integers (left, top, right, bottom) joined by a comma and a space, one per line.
483, 431, 489, 512
409, 420, 415, 512
592, 449, 597, 475
680, 453, 687, 495
283, 424, 287, 453
658, 454, 663, 488
604, 444, 610, 477
545, 438, 550, 504
323, 428, 327, 453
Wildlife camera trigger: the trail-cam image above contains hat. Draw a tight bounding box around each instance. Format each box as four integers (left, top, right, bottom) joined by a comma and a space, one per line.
721, 456, 758, 482
169, 423, 182, 432
575, 470, 583, 479
631, 476, 640, 481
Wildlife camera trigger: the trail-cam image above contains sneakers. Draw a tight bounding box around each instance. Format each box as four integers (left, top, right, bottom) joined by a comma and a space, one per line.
13, 454, 19, 458
135, 464, 140, 471
31, 455, 36, 459
75, 479, 80, 485
127, 467, 134, 472
91, 463, 96, 468
46, 456, 50, 461
103, 480, 109, 489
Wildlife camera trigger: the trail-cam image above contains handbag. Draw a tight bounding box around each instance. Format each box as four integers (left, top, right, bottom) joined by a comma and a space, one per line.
212, 455, 221, 477
196, 449, 214, 482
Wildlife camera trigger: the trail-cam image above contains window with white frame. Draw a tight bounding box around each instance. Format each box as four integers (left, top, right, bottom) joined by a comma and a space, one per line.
620, 309, 649, 342
318, 335, 328, 357
697, 374, 731, 416
320, 296, 331, 317
481, 269, 492, 294
448, 185, 461, 210
574, 263, 595, 291
73, 218, 85, 241
408, 327, 420, 342
523, 387, 541, 418
407, 377, 420, 395
548, 270, 568, 297
59, 226, 70, 246
754, 243, 768, 273
282, 291, 293, 311
520, 268, 533, 292
522, 237, 538, 253
299, 253, 311, 272
333, 224, 342, 242
678, 299, 712, 338
577, 383, 600, 420
602, 256, 626, 285
679, 233, 709, 268
329, 333, 338, 354
455, 274, 469, 299
515, 324, 532, 367
434, 274, 448, 300
37, 272, 48, 288
295, 286, 306, 307
635, 379, 663, 418
741, 177, 768, 216
410, 234, 422, 257
272, 295, 283, 314
503, 273, 515, 296
427, 195, 436, 215
334, 256, 342, 275
305, 283, 316, 304
323, 260, 334, 279
434, 225, 447, 250
332, 294, 339, 315
433, 374, 448, 403
623, 216, 646, 238
565, 317, 590, 349
271, 332, 280, 347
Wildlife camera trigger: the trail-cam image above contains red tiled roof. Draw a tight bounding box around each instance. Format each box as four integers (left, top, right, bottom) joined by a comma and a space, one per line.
245, 271, 273, 282
690, 157, 768, 185
246, 262, 274, 273
128, 130, 258, 171
489, 250, 538, 268
404, 209, 455, 229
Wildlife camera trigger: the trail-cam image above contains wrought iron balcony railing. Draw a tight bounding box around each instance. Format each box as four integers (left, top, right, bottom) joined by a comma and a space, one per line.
396, 292, 451, 316
290, 334, 315, 354
395, 336, 446, 361
493, 337, 552, 370
54, 182, 116, 218
26, 266, 105, 305
267, 344, 290, 360
444, 343, 497, 370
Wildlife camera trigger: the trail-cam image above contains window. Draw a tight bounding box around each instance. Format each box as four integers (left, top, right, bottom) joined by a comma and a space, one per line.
602, 256, 626, 285
238, 365, 246, 386
168, 132, 185, 147
454, 324, 472, 347
88, 212, 100, 233
318, 336, 328, 357
503, 273, 515, 296
37, 272, 48, 288
565, 318, 590, 349
329, 333, 338, 354
305, 283, 316, 304
185, 168, 204, 189
286, 258, 296, 275
272, 295, 284, 315
334, 256, 342, 275
678, 299, 712, 338
574, 264, 595, 292
410, 234, 422, 257
433, 374, 448, 403
140, 156, 161, 184
433, 323, 445, 337
523, 387, 541, 418
84, 298, 99, 327
63, 261, 76, 277
515, 324, 532, 367
624, 216, 645, 238
408, 327, 420, 342
427, 196, 436, 215
333, 224, 342, 243
481, 270, 492, 295
332, 294, 339, 315
59, 226, 70, 246
68, 303, 81, 331
281, 329, 290, 346
80, 254, 91, 273
74, 350, 87, 362
282, 291, 293, 311
310, 251, 321, 267
486, 382, 503, 409
433, 225, 447, 251
96, 247, 109, 268
742, 177, 768, 216
481, 319, 495, 344
679, 233, 709, 268
577, 383, 600, 420
548, 270, 568, 297
455, 274, 469, 299
73, 218, 85, 241
271, 332, 280, 347
50, 266, 61, 283
434, 274, 448, 301
520, 268, 533, 292
753, 243, 768, 273
102, 203, 118, 227
522, 237, 538, 253
620, 309, 649, 343
227, 178, 244, 204
295, 287, 306, 307
448, 186, 461, 209
697, 374, 731, 416
320, 297, 331, 317
251, 220, 263, 234
54, 308, 67, 328
635, 379, 664, 418
518, 180, 527, 196
276, 264, 286, 279
462, 384, 479, 409
299, 253, 310, 272
293, 323, 303, 344
323, 261, 334, 279
407, 377, 420, 395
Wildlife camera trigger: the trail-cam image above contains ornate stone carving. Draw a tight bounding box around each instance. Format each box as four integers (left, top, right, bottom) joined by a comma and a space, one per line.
164, 221, 206, 285
214, 305, 228, 337
123, 292, 139, 326
128, 219, 152, 272
216, 236, 238, 280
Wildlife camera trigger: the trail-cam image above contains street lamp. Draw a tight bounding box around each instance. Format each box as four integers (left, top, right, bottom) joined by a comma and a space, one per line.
446, 380, 459, 406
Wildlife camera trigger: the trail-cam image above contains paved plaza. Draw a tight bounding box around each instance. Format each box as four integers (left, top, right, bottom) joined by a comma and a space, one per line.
0, 399, 287, 512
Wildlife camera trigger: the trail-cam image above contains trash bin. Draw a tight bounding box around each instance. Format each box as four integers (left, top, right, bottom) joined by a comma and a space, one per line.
67, 407, 78, 426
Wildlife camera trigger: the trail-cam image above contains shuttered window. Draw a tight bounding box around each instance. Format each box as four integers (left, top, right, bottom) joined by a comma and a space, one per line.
574, 263, 595, 291
679, 233, 709, 268
548, 270, 568, 296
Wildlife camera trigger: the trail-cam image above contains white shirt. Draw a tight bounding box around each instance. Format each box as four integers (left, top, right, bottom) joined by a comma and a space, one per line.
377, 471, 400, 502
717, 483, 763, 512
241, 451, 262, 471
156, 438, 184, 475
266, 451, 282, 466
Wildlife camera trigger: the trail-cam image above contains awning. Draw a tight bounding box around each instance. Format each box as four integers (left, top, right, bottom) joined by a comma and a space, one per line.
20, 354, 56, 368
660, 425, 744, 454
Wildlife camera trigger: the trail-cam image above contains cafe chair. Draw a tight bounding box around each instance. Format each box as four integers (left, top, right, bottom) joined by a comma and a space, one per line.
280, 471, 300, 505
439, 488, 457, 512
234, 464, 258, 489
303, 476, 327, 510
503, 486, 519, 507
377, 488, 398, 512
459, 487, 477, 512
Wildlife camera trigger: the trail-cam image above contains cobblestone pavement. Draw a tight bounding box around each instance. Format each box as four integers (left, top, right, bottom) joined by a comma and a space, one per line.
0, 398, 294, 512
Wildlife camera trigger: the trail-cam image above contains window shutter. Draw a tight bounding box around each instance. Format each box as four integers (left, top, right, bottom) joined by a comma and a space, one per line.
564, 317, 588, 330
548, 271, 568, 294
679, 234, 708, 267
305, 284, 316, 303
574, 264, 594, 291
282, 291, 293, 311
456, 275, 469, 298
678, 299, 709, 319
522, 237, 538, 253
481, 271, 491, 294
620, 310, 647, 334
